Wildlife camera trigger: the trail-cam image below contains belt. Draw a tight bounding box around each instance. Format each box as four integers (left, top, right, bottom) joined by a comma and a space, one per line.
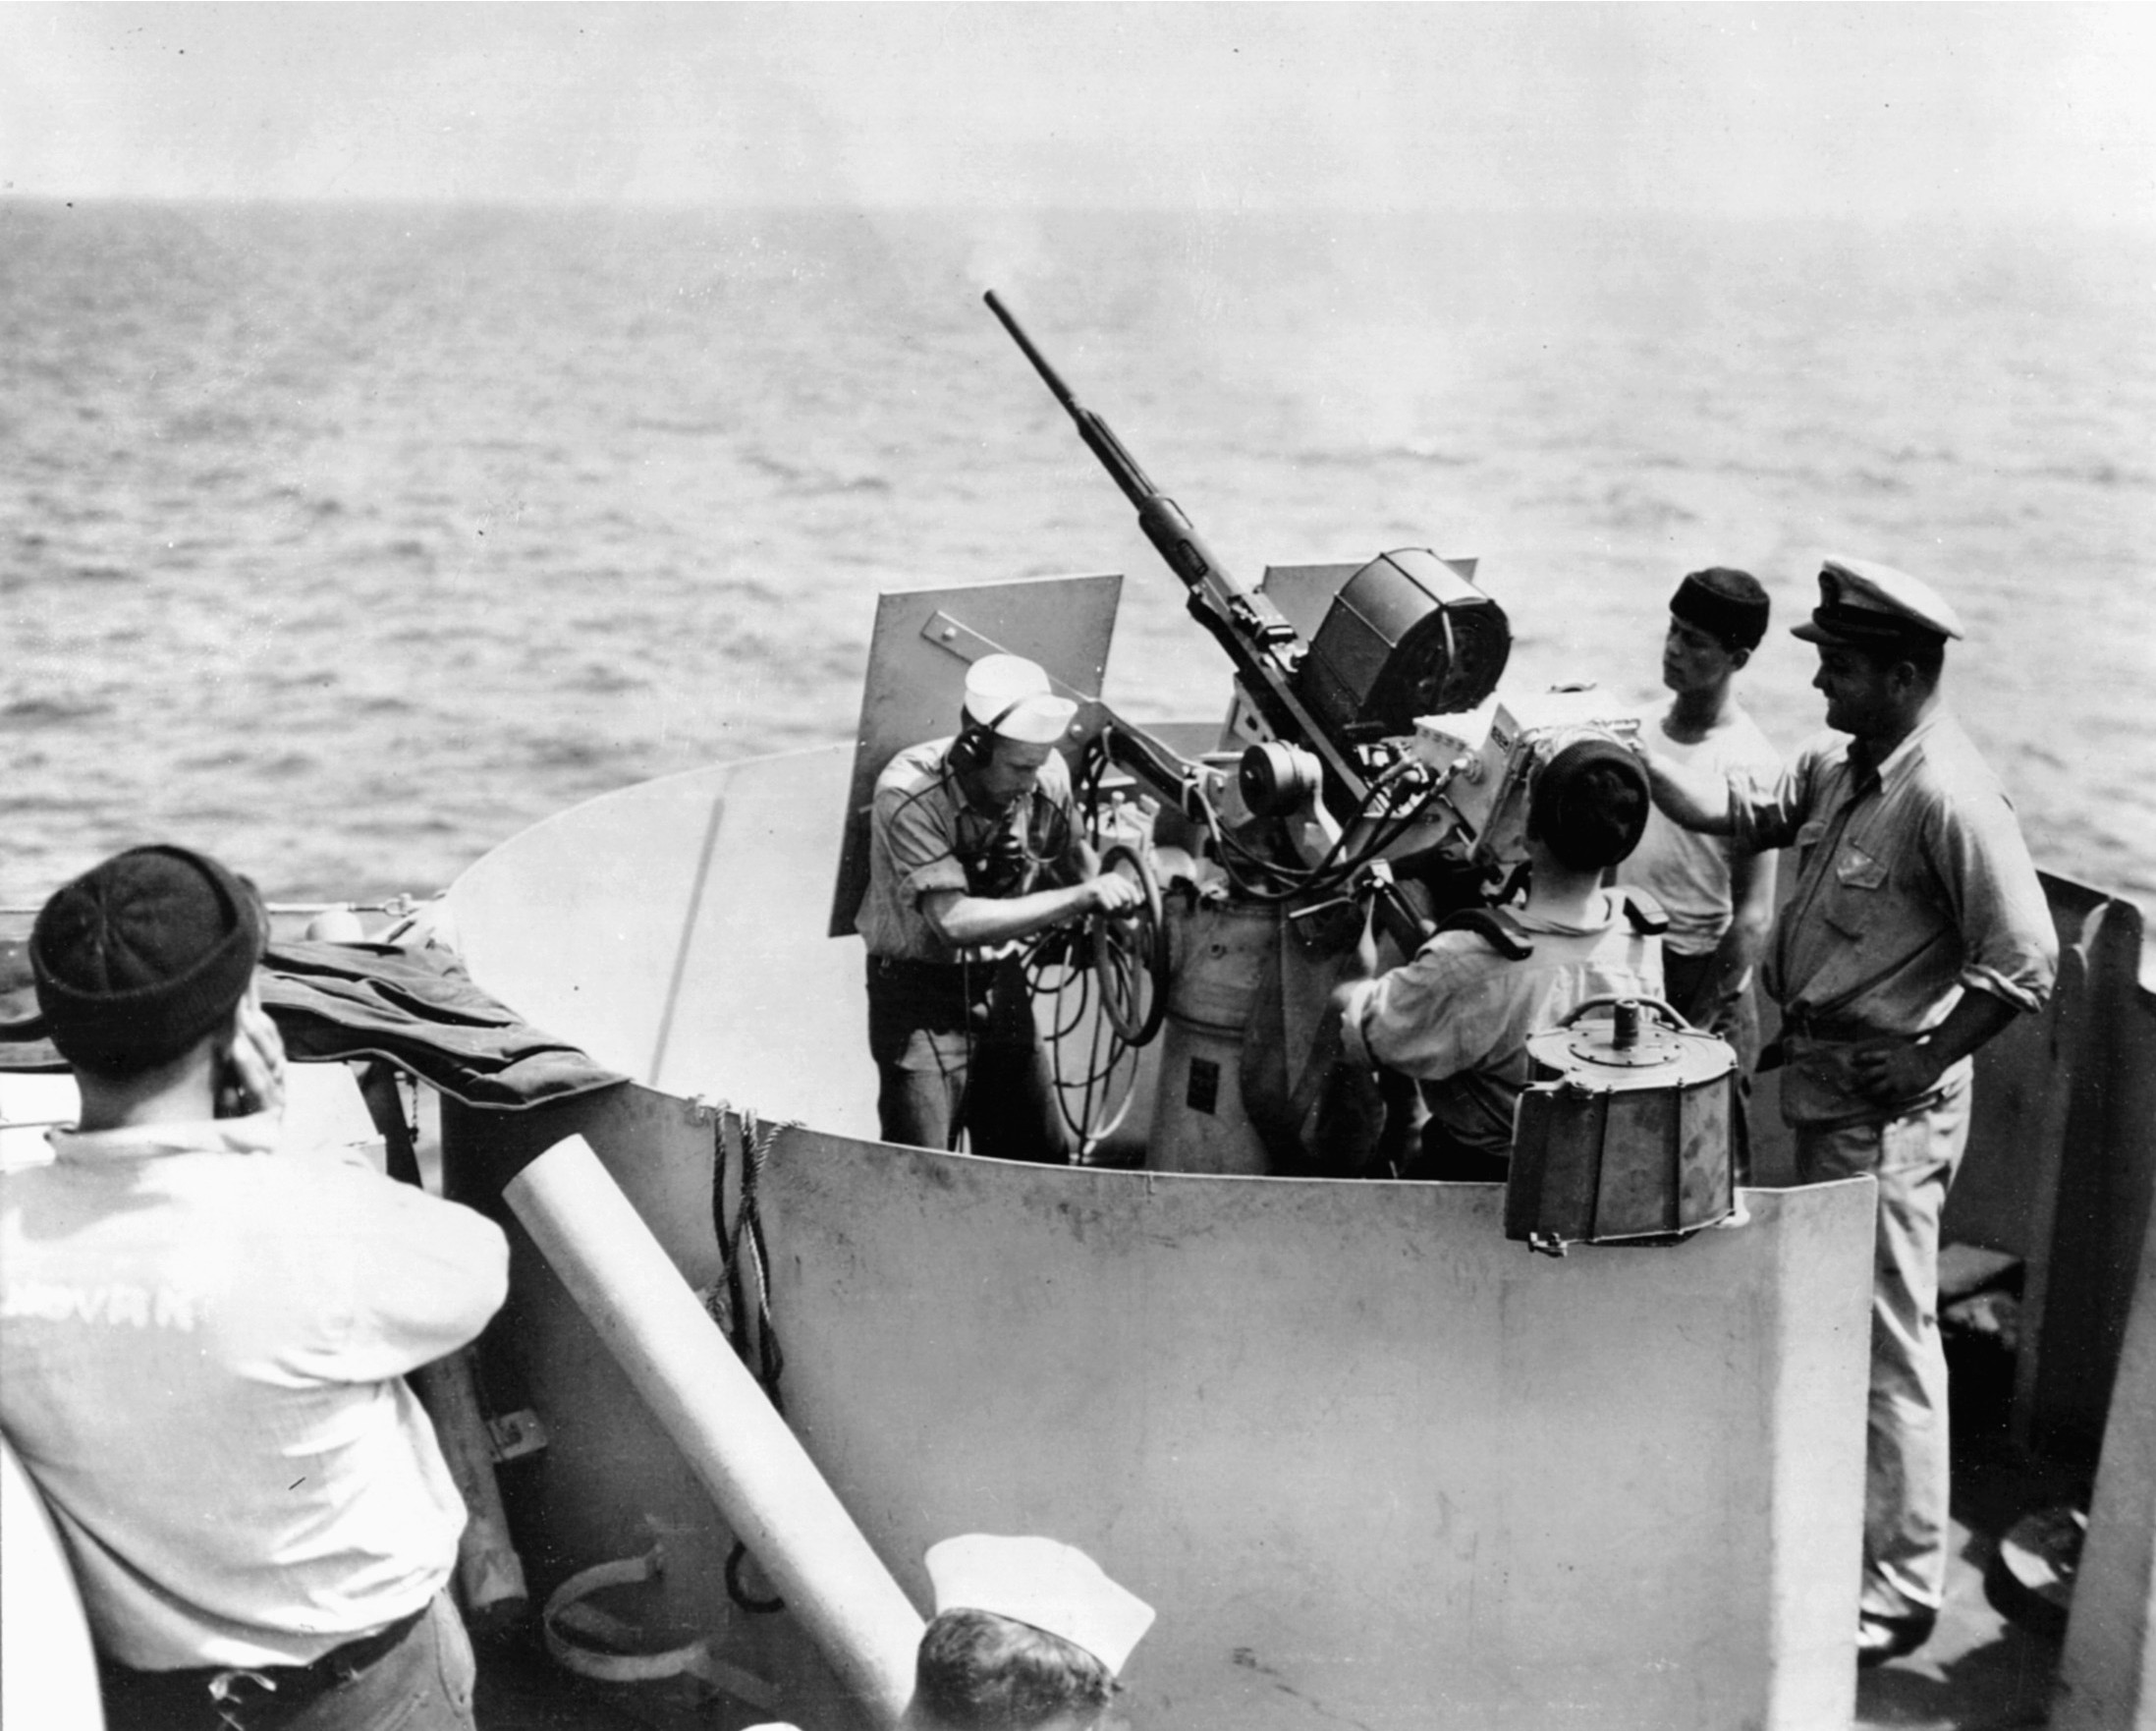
101, 1601, 429, 1726
866, 954, 999, 991
305, 1603, 428, 1680
1776, 1005, 1887, 1043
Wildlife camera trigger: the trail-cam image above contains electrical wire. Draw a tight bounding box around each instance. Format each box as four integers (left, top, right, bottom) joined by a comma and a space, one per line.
1205, 768, 1454, 906
1023, 921, 1147, 1155
1083, 718, 1453, 908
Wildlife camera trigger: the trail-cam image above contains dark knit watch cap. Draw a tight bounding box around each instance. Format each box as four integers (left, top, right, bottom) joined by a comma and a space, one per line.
30, 845, 268, 1075
1529, 738, 1651, 872
1669, 567, 1771, 651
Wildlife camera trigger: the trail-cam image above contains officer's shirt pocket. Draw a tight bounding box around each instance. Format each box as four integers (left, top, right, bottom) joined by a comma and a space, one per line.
1835, 844, 1887, 891
1823, 844, 1888, 944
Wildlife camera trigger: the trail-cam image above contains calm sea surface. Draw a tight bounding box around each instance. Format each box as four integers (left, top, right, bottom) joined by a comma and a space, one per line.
4, 202, 2152, 922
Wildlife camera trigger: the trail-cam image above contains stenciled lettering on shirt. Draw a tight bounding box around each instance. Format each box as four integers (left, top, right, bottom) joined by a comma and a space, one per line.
0, 1279, 198, 1331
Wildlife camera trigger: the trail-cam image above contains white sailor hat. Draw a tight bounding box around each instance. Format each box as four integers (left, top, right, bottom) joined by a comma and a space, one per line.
963, 654, 1079, 746
924, 1535, 1155, 1676
1792, 557, 1964, 647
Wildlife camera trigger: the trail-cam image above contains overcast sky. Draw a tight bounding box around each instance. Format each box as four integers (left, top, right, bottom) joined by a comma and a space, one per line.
2, 4, 2151, 223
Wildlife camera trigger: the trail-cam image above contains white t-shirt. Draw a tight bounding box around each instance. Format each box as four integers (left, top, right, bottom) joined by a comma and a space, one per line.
0, 1116, 508, 1669
1618, 704, 1783, 958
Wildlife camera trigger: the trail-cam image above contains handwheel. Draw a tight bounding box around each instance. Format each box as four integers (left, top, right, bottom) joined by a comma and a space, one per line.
1091, 843, 1168, 1047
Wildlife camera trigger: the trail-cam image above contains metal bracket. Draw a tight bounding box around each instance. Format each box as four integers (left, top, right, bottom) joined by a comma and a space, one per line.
920, 611, 1097, 708
486, 1410, 550, 1462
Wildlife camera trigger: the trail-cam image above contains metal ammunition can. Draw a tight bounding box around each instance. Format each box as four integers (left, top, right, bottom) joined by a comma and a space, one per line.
1506, 997, 1739, 1250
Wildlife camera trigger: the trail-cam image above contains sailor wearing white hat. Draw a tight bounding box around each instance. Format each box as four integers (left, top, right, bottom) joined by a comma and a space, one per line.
957, 653, 1084, 749
742, 1535, 1152, 1731
905, 1535, 1154, 1731
1636, 555, 2055, 1668
857, 655, 1142, 1162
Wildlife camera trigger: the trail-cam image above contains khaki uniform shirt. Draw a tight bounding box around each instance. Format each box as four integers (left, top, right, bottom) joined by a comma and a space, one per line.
856, 738, 1080, 964
1340, 897, 1664, 1160
1731, 711, 2056, 1121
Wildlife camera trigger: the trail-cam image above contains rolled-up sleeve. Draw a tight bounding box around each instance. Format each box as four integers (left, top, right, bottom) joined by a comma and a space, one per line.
1730, 740, 1829, 857
877, 785, 968, 905
1930, 790, 2057, 1013
1340, 941, 1490, 1083
1762, 715, 2058, 1036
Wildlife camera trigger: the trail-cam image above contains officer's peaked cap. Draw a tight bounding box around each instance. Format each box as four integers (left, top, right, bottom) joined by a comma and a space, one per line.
1793, 558, 1964, 648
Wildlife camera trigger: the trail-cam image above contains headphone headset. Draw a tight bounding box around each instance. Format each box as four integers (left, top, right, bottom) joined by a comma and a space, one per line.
946, 698, 1027, 779
938, 697, 1069, 898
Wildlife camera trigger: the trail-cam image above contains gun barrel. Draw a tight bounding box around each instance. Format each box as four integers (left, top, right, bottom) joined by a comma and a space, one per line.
982, 291, 1076, 414
984, 290, 1370, 808
983, 292, 1159, 508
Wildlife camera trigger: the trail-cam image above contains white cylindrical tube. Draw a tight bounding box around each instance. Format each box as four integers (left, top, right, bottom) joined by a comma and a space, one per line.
504, 1134, 922, 1727
411, 1348, 527, 1635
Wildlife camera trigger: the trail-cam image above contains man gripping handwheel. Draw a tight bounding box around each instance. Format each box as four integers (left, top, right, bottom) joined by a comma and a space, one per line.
857, 654, 1141, 1162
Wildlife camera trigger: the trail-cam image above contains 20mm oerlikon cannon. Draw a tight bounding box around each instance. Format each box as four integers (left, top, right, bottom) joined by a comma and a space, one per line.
970, 292, 1673, 1188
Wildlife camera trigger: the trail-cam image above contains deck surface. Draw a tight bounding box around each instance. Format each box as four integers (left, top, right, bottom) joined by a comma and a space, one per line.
1848, 1454, 2072, 1731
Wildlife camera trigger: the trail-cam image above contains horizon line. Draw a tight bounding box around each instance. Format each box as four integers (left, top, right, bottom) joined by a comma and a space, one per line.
5, 193, 2151, 234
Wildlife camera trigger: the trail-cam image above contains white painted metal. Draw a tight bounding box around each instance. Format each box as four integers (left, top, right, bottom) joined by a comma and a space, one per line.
449, 749, 880, 1133
2053, 1182, 2156, 1730
470, 1079, 1875, 1729
502, 1133, 924, 1728
446, 747, 1882, 1729
761, 1132, 1875, 1731
1, 1064, 379, 1172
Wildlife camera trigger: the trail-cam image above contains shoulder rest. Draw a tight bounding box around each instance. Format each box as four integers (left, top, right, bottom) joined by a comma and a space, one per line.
1435, 907, 1534, 961
1434, 887, 1668, 960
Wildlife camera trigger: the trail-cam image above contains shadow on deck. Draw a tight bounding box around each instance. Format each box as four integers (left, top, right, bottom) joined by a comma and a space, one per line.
1848, 1328, 2085, 1731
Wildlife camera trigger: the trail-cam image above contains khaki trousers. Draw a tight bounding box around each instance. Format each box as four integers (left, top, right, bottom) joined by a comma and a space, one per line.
1794, 1067, 1971, 1624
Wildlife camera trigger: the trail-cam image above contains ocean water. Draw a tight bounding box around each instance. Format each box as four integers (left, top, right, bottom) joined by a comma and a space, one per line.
4, 201, 2152, 921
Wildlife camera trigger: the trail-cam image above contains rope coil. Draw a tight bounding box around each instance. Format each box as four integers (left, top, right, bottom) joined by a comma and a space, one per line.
711, 1107, 789, 1615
